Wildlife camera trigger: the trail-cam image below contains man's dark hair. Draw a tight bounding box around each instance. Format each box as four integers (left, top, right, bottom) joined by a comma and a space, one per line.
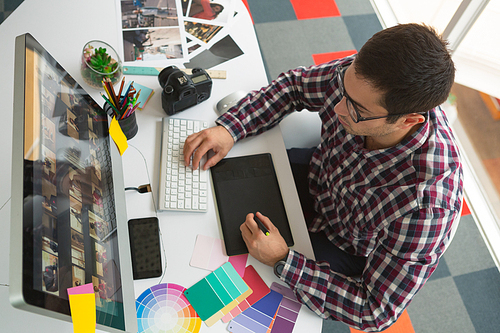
354, 23, 455, 123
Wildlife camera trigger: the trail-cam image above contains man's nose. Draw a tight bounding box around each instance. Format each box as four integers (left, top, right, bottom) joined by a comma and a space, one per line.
334, 96, 349, 117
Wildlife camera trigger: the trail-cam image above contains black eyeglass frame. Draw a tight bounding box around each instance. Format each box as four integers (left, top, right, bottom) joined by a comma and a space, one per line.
337, 64, 392, 123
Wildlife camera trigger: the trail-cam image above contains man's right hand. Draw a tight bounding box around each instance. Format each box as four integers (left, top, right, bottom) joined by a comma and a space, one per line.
183, 125, 234, 170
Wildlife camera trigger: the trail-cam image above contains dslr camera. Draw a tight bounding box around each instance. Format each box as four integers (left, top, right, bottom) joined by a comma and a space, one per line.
158, 66, 212, 115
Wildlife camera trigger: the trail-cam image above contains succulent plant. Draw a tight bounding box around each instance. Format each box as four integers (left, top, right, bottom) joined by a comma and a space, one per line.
81, 43, 122, 89
87, 47, 118, 74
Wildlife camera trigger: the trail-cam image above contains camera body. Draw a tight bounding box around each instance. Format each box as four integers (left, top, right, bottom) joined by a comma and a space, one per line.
158, 66, 212, 115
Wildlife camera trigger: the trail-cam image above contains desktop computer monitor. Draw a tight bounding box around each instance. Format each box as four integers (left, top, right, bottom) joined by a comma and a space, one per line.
9, 33, 137, 333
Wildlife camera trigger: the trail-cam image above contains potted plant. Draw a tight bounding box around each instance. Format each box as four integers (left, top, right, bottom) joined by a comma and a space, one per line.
81, 40, 123, 89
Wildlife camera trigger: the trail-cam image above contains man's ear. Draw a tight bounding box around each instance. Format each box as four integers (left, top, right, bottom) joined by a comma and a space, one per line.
400, 113, 426, 129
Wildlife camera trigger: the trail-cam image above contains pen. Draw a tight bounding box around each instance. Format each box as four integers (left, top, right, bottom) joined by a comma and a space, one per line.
254, 215, 270, 236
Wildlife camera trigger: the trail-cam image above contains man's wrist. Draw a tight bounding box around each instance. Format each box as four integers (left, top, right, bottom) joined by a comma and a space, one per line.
273, 252, 289, 278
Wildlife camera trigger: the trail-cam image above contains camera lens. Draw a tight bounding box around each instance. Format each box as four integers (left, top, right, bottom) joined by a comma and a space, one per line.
158, 66, 178, 88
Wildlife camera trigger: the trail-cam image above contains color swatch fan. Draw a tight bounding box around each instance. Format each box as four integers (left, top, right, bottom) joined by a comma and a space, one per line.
136, 283, 201, 333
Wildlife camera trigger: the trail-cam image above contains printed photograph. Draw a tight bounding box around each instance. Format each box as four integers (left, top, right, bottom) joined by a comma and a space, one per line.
184, 0, 232, 24
121, 0, 179, 29
92, 276, 102, 306
123, 28, 183, 61
42, 116, 56, 151
41, 146, 56, 183
94, 242, 106, 277
68, 168, 82, 201
92, 184, 105, 218
42, 213, 57, 239
41, 86, 56, 118
42, 236, 58, 256
66, 109, 80, 141
70, 198, 83, 233
184, 21, 223, 43
89, 149, 102, 183
41, 178, 57, 213
72, 265, 86, 287
72, 247, 85, 268
71, 229, 85, 251
42, 250, 58, 294
89, 211, 110, 241
89, 131, 99, 150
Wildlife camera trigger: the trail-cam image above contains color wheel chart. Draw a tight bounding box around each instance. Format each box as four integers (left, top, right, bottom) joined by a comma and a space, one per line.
136, 283, 202, 333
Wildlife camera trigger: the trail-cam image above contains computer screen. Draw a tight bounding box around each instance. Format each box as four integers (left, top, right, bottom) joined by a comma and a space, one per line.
10, 33, 137, 333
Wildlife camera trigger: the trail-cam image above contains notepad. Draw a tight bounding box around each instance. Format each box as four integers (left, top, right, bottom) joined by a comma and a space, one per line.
184, 262, 252, 326
210, 153, 294, 256
122, 82, 155, 110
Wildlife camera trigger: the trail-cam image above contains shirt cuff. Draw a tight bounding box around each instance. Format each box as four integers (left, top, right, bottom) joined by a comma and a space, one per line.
215, 111, 246, 142
279, 250, 307, 289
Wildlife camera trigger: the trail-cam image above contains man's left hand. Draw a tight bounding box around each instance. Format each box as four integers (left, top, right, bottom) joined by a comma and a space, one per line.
240, 212, 289, 267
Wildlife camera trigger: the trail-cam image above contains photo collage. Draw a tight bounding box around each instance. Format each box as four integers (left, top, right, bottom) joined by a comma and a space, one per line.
32, 49, 123, 311
120, 0, 243, 67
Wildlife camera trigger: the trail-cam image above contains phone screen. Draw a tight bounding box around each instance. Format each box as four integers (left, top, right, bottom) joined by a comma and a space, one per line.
128, 217, 162, 280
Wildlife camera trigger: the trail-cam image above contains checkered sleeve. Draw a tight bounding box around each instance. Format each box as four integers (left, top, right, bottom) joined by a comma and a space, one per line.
215, 57, 352, 141
279, 207, 460, 332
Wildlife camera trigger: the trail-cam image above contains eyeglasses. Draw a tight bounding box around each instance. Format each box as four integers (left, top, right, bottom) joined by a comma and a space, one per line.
336, 64, 391, 123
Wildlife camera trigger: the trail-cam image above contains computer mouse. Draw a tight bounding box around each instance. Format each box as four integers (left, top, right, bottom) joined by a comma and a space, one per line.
215, 90, 248, 116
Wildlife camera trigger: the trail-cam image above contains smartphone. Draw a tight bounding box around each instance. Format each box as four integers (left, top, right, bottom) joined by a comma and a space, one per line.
128, 217, 162, 280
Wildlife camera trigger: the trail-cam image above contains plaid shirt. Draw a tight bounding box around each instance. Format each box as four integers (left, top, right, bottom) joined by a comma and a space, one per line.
216, 56, 463, 331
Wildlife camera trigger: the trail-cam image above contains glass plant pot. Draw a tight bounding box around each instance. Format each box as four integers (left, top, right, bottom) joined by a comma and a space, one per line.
81, 40, 123, 89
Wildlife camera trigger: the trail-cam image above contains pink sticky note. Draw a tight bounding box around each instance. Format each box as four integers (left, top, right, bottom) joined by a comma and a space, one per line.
67, 283, 94, 296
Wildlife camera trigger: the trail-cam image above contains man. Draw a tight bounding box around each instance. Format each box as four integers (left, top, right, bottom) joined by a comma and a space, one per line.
183, 23, 463, 331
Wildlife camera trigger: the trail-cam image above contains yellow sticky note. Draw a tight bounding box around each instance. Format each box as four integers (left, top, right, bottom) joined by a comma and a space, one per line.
109, 116, 128, 155
68, 293, 96, 333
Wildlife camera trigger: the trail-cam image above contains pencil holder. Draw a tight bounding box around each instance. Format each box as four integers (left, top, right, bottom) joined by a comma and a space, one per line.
103, 103, 138, 140
119, 112, 138, 140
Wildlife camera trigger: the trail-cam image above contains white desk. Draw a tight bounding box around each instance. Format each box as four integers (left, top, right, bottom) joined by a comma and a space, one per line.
0, 1, 321, 332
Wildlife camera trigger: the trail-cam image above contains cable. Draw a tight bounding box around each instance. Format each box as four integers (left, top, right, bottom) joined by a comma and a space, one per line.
128, 144, 167, 284
125, 184, 152, 193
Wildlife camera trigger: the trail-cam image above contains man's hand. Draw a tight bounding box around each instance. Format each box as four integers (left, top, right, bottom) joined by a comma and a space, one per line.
183, 125, 234, 170
240, 212, 289, 267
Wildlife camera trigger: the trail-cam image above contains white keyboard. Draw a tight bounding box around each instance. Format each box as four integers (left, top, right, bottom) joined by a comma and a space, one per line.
158, 117, 209, 212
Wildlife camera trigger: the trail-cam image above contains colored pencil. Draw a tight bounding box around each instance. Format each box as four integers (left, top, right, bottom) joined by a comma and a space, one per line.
117, 77, 125, 99
100, 93, 119, 116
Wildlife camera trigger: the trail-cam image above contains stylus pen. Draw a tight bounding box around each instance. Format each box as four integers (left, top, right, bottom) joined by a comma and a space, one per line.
254, 216, 270, 236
